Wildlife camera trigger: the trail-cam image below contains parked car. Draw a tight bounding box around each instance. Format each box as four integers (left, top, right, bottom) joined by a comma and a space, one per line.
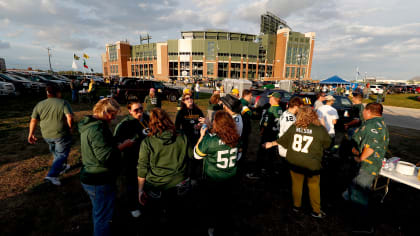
6, 73, 44, 93
251, 89, 292, 118
369, 85, 384, 95
0, 81, 16, 96
0, 73, 32, 95
415, 86, 420, 94
114, 78, 181, 103
388, 85, 412, 94
291, 92, 354, 130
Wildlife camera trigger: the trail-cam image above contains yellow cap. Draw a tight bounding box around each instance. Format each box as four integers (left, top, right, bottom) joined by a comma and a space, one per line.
231, 88, 239, 95
183, 89, 191, 94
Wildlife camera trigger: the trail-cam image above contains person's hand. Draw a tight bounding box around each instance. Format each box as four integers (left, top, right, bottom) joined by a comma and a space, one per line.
119, 139, 135, 150
139, 190, 147, 206
28, 134, 37, 144
263, 142, 273, 149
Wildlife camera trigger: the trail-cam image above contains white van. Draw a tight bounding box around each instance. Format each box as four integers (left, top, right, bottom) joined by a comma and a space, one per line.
370, 85, 384, 94
0, 81, 16, 96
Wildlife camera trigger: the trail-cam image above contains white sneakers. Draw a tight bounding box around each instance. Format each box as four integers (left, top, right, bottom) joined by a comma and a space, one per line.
44, 176, 61, 186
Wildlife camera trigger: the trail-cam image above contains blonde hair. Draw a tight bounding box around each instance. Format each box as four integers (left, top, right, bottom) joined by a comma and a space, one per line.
93, 98, 120, 119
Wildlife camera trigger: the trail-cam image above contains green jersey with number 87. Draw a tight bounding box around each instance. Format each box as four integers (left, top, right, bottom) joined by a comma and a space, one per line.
194, 133, 241, 181
276, 124, 331, 172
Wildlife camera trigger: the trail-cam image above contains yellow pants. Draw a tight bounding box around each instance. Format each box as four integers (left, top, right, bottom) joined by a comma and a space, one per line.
290, 170, 321, 213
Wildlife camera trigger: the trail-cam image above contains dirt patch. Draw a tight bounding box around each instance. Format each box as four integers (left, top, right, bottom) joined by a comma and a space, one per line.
1, 91, 420, 235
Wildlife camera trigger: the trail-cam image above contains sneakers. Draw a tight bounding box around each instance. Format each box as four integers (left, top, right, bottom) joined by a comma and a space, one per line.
44, 176, 61, 186
311, 210, 326, 219
130, 210, 141, 218
292, 206, 301, 213
208, 228, 214, 236
246, 172, 260, 180
59, 164, 71, 175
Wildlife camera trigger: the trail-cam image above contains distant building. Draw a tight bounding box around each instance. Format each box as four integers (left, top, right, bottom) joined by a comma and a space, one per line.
260, 11, 290, 34
102, 13, 315, 81
0, 58, 6, 71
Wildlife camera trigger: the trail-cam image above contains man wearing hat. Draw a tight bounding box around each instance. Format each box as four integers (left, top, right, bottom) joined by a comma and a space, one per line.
247, 92, 283, 179
221, 94, 243, 136
316, 95, 339, 146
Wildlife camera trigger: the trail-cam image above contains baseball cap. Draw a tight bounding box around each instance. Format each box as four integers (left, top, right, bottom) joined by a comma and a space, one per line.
231, 88, 239, 95
325, 95, 336, 101
183, 88, 191, 94
150, 88, 156, 92
268, 92, 281, 98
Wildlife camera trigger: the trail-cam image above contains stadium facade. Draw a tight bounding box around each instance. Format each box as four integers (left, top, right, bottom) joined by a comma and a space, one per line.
102, 12, 315, 81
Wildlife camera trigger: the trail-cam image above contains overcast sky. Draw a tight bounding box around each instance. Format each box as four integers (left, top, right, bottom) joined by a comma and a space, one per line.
1, 0, 419, 80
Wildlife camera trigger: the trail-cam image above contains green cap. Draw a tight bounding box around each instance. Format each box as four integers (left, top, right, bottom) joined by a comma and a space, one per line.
268, 92, 281, 98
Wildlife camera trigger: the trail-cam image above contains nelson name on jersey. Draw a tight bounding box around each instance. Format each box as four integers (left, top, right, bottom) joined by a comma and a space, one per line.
296, 127, 313, 135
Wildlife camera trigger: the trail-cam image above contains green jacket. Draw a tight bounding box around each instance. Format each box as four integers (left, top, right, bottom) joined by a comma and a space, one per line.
352, 117, 389, 176
78, 116, 121, 185
137, 130, 192, 191
144, 95, 161, 112
277, 124, 331, 172
260, 105, 283, 142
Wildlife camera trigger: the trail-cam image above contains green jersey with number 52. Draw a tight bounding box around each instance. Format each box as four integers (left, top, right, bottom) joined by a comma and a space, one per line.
276, 124, 331, 171
194, 133, 240, 181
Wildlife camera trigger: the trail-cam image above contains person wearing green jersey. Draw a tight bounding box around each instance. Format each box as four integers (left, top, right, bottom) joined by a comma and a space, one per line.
344, 102, 389, 233
137, 108, 192, 234
114, 101, 149, 218
194, 110, 241, 235
247, 92, 283, 179
264, 106, 331, 218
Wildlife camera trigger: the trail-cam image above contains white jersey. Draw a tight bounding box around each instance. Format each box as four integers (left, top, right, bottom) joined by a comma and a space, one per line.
277, 110, 296, 157
232, 114, 243, 137
316, 104, 339, 136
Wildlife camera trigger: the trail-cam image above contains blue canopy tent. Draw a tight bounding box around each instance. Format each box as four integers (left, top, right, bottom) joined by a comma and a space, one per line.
320, 75, 351, 85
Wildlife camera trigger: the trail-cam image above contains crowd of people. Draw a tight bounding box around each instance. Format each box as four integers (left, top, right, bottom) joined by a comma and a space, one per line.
28, 84, 389, 235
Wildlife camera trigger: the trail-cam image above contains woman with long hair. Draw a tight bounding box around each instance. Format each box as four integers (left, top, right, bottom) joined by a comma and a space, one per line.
137, 108, 192, 233
194, 110, 241, 235
264, 106, 331, 219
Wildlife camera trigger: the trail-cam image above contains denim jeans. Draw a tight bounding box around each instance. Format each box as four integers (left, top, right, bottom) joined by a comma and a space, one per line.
43, 135, 72, 177
71, 90, 78, 102
82, 183, 116, 236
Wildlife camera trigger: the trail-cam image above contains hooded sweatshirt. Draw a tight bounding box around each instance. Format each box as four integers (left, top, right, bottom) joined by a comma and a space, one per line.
137, 130, 192, 191
78, 115, 121, 185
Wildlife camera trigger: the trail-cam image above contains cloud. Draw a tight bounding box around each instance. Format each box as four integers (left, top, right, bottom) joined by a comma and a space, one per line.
0, 40, 11, 49
346, 23, 420, 37
354, 37, 373, 44
36, 28, 99, 50
6, 30, 24, 38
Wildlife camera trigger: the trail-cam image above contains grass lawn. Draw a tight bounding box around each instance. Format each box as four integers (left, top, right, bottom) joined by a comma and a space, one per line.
363, 93, 420, 109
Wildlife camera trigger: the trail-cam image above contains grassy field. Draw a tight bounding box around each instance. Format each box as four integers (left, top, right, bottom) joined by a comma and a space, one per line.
363, 93, 420, 109
1, 88, 420, 235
